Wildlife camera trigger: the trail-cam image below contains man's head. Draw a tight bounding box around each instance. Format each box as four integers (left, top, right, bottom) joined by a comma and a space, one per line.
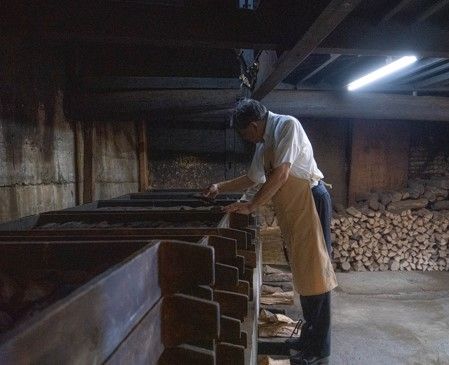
232, 98, 268, 144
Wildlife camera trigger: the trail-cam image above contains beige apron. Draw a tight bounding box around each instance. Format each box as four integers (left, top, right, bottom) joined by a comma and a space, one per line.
264, 148, 337, 296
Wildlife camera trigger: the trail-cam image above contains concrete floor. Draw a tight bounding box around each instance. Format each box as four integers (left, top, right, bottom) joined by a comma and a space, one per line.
332, 272, 449, 365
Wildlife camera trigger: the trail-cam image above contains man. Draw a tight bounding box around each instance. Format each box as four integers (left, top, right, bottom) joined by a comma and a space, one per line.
203, 99, 337, 365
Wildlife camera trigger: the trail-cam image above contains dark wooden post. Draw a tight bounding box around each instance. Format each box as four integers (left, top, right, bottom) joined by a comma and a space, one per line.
137, 120, 150, 192
82, 121, 95, 203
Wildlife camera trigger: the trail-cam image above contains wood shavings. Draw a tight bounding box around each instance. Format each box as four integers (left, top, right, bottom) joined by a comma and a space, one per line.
258, 309, 300, 338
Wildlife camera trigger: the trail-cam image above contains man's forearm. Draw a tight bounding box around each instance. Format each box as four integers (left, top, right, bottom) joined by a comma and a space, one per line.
217, 175, 255, 192
250, 165, 289, 208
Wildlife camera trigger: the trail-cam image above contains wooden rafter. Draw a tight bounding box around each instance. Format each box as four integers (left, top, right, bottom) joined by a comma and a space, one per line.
298, 54, 341, 85
381, 0, 415, 22
252, 0, 362, 100
416, 0, 449, 23
399, 61, 449, 85
413, 70, 449, 88
319, 19, 449, 58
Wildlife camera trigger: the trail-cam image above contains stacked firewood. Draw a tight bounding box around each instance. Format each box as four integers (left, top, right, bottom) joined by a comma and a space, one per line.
332, 177, 449, 272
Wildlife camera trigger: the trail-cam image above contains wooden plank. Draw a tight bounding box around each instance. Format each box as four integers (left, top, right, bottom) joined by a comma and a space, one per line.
70, 85, 449, 122
252, 0, 362, 100
0, 242, 162, 364
35, 210, 226, 226
298, 54, 341, 85
137, 120, 150, 192
158, 240, 215, 294
214, 263, 240, 290
361, 58, 445, 89
416, 0, 449, 23
381, 0, 415, 22
68, 89, 238, 120
82, 121, 95, 203
262, 90, 449, 122
106, 294, 219, 365
4, 3, 281, 50
399, 61, 449, 85
219, 316, 242, 345
97, 198, 236, 208
236, 280, 251, 297
216, 342, 245, 365
162, 294, 220, 348
347, 120, 410, 204
129, 192, 243, 200
78, 77, 241, 91
207, 235, 238, 263
73, 120, 83, 205
213, 290, 248, 321
33, 210, 250, 232
0, 241, 216, 363
159, 345, 215, 365
237, 250, 257, 269
319, 19, 449, 58
414, 70, 449, 88
105, 298, 164, 365
0, 235, 242, 276
0, 227, 250, 250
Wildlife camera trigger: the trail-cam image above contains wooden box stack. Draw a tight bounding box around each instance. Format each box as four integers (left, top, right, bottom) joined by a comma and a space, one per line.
0, 190, 261, 365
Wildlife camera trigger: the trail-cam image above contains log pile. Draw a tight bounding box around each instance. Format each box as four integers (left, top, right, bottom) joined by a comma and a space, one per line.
332, 178, 449, 272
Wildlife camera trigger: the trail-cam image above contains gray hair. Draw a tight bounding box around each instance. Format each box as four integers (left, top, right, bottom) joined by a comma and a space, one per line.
232, 98, 268, 129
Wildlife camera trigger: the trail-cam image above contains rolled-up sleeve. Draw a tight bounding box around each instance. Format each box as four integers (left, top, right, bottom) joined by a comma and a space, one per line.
247, 144, 266, 184
273, 119, 302, 168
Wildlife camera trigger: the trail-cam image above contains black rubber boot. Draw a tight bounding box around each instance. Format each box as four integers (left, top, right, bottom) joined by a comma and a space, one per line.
290, 352, 330, 365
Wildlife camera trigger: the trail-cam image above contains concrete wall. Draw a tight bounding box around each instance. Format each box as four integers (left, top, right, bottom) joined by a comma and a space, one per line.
0, 46, 77, 222
0, 46, 139, 223
0, 90, 76, 222
94, 121, 139, 200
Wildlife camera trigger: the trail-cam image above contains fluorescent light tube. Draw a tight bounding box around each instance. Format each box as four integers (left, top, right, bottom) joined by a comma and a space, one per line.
347, 56, 418, 91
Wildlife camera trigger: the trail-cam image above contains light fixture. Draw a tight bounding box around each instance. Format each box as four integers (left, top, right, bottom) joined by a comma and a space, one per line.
347, 56, 418, 91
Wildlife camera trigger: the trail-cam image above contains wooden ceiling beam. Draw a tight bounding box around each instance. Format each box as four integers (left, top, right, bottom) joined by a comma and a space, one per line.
413, 70, 449, 88
298, 54, 341, 86
415, 0, 449, 23
319, 19, 449, 58
74, 77, 241, 91
68, 89, 449, 122
398, 61, 449, 84
381, 0, 415, 22
251, 0, 362, 100
1, 2, 284, 50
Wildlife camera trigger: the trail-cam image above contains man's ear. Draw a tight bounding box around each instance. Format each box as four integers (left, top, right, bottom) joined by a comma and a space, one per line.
249, 121, 258, 130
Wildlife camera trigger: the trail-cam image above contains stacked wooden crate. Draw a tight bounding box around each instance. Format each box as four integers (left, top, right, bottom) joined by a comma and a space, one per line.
0, 190, 260, 365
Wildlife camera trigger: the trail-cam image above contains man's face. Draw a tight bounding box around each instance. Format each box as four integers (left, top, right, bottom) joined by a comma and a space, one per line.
238, 121, 260, 144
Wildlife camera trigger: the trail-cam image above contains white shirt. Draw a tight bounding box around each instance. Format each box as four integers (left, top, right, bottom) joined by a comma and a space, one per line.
247, 112, 324, 186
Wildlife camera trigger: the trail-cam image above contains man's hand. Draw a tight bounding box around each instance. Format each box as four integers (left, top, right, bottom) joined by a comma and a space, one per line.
223, 201, 255, 215
203, 183, 219, 199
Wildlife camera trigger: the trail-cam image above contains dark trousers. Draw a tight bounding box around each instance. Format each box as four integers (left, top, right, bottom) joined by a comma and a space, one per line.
298, 181, 332, 358
312, 180, 332, 256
